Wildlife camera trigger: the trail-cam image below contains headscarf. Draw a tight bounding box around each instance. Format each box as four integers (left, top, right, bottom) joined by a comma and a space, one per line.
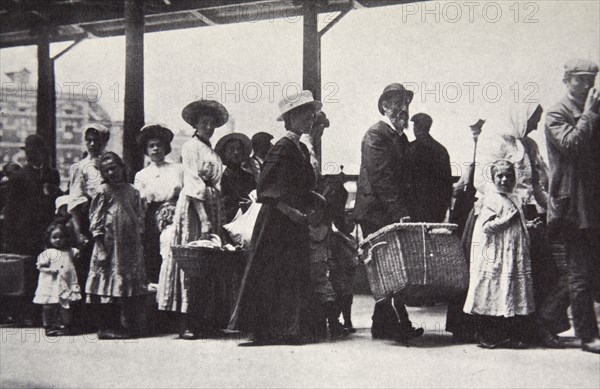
474, 102, 543, 205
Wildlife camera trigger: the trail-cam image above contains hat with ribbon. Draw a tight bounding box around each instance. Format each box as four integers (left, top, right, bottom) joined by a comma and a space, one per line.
276, 90, 322, 121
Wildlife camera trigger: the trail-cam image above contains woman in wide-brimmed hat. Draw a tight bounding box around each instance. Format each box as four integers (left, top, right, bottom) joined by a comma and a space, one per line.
238, 90, 324, 346
133, 125, 184, 287
166, 99, 229, 339
215, 133, 256, 223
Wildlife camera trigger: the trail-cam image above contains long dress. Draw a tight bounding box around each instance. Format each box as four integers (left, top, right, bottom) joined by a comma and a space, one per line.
134, 161, 184, 283
67, 155, 104, 291
239, 135, 316, 343
463, 190, 535, 317
159, 136, 224, 314
85, 183, 148, 302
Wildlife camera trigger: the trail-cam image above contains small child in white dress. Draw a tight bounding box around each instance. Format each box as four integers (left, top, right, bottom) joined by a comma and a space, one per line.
33, 222, 81, 336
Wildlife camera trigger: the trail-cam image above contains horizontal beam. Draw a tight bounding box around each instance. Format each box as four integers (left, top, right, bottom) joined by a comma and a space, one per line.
1, 1, 427, 49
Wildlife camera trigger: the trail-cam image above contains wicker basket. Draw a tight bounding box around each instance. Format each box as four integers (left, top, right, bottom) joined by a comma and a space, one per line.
172, 245, 242, 278
172, 245, 245, 329
359, 223, 468, 304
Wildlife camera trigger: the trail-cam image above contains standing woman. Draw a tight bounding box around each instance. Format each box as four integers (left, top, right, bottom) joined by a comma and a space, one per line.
134, 125, 184, 284
239, 91, 322, 346
68, 124, 110, 248
167, 100, 228, 339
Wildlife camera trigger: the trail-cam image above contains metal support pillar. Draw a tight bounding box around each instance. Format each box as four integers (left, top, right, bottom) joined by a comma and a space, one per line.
302, 0, 322, 172
36, 33, 56, 166
123, 0, 145, 180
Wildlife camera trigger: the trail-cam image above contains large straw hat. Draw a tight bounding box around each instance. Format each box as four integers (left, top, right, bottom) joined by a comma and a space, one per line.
182, 100, 229, 128
276, 90, 322, 121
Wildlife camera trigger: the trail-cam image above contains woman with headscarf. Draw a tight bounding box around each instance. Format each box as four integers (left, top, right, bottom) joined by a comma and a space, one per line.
164, 100, 228, 340
134, 125, 184, 285
474, 102, 548, 212
238, 91, 323, 346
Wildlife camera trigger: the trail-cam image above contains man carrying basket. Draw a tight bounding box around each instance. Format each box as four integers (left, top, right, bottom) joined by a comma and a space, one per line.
355, 83, 424, 342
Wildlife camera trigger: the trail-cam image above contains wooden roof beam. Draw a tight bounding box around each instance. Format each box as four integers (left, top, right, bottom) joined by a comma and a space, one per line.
189, 9, 217, 26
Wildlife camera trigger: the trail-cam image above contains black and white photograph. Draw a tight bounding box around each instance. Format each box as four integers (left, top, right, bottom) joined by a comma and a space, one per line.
1, 0, 599, 387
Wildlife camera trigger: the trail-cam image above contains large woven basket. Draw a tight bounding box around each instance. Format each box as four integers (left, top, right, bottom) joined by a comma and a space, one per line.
172, 245, 243, 278
0, 253, 34, 296
359, 223, 468, 304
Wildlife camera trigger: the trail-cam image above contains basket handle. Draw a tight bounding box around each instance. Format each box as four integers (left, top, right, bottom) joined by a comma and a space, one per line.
427, 226, 453, 235
363, 241, 388, 265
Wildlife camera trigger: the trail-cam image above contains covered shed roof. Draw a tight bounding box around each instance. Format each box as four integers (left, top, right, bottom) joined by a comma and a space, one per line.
1, 0, 422, 48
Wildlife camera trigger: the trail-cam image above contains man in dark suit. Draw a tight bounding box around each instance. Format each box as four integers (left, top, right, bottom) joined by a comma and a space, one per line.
545, 58, 600, 354
407, 113, 453, 223
355, 83, 424, 342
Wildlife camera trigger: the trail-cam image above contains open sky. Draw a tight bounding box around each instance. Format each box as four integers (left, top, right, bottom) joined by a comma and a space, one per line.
1, 0, 599, 175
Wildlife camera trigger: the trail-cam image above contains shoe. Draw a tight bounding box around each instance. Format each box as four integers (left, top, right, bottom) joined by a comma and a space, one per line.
45, 328, 60, 337
477, 337, 510, 349
329, 323, 350, 340
395, 326, 424, 343
343, 321, 357, 334
581, 338, 600, 354
541, 333, 564, 349
179, 329, 198, 340
558, 337, 581, 349
505, 338, 528, 349
98, 329, 131, 340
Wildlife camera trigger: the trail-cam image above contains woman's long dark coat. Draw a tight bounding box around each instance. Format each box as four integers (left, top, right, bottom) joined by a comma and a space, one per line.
239, 137, 315, 342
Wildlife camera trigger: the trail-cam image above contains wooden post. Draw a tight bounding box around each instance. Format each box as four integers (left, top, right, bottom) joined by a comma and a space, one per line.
302, 0, 322, 173
36, 32, 57, 166
123, 0, 145, 180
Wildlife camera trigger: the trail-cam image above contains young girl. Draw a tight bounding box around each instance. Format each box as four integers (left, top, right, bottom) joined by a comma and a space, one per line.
86, 152, 148, 339
463, 159, 535, 349
33, 222, 81, 336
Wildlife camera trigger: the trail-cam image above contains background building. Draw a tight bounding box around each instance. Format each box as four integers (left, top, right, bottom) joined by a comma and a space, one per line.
0, 67, 123, 190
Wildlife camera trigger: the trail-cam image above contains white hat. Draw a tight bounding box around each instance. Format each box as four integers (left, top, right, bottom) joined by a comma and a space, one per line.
276, 90, 322, 121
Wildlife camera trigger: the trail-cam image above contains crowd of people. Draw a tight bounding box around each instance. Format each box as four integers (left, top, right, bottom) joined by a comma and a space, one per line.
0, 58, 598, 354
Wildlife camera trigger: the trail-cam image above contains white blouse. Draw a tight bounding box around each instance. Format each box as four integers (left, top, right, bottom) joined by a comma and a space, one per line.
180, 137, 223, 201
67, 156, 103, 212
134, 161, 184, 203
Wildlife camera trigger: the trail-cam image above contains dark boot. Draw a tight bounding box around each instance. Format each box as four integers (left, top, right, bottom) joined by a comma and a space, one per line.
326, 301, 349, 340
179, 313, 197, 340
341, 295, 356, 333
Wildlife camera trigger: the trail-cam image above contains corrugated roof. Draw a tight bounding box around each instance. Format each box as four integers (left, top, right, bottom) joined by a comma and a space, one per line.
1, 0, 423, 48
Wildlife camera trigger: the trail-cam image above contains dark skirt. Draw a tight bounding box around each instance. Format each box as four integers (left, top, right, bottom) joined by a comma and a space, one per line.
143, 201, 163, 284
445, 207, 477, 336
239, 204, 311, 343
